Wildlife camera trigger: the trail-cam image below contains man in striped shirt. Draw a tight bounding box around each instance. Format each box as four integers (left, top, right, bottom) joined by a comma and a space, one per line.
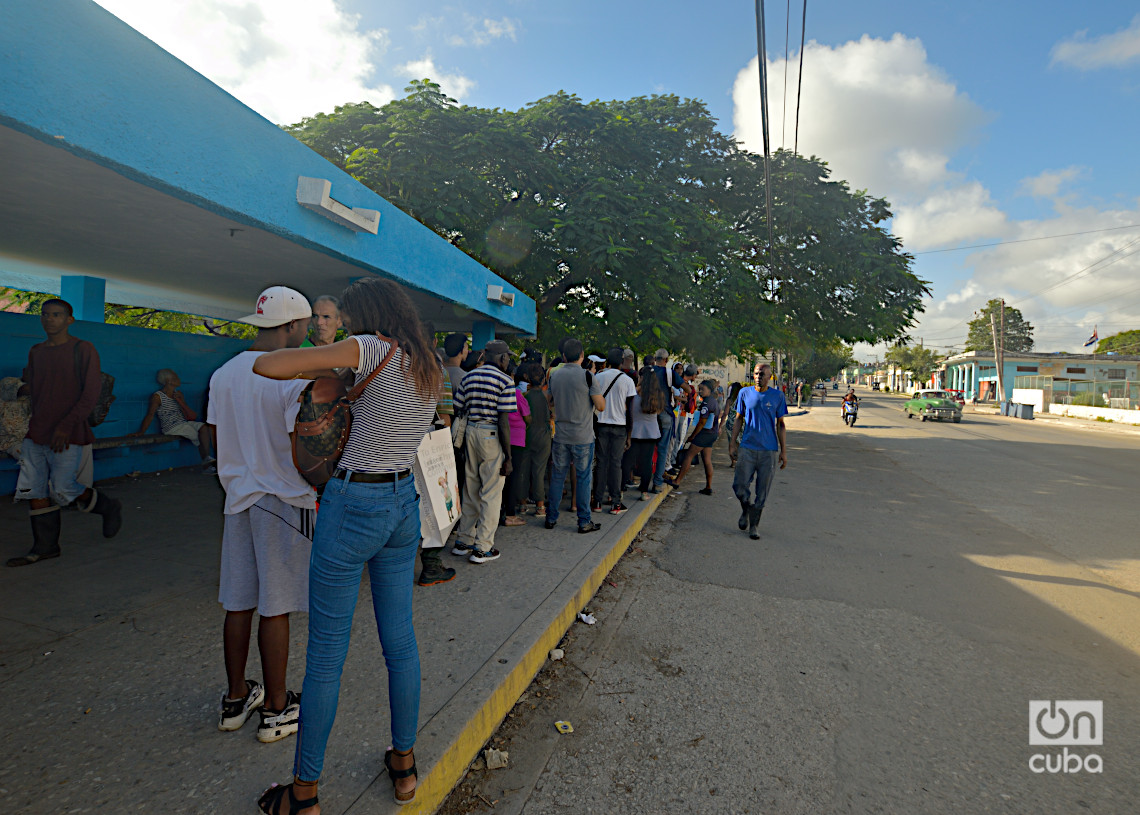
451, 340, 516, 563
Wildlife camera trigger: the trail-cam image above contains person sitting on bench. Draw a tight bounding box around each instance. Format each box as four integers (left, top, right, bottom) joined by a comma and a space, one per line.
130, 368, 216, 471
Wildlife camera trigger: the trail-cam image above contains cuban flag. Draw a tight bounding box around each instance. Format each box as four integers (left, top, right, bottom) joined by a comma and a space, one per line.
1084, 326, 1098, 347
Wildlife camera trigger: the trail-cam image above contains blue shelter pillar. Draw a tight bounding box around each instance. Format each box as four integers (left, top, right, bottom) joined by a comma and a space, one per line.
471, 320, 494, 350
61, 275, 106, 322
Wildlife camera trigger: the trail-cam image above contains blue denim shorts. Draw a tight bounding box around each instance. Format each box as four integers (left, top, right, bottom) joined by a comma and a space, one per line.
15, 438, 91, 505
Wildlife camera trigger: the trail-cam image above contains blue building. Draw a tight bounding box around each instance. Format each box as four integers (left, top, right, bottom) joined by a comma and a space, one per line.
0, 1, 536, 491
941, 350, 1140, 404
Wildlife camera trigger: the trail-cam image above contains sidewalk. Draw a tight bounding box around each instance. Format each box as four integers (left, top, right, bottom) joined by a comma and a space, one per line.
0, 468, 667, 814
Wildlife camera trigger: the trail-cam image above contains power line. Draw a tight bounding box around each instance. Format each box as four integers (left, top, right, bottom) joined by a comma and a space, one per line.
912, 223, 1140, 255
754, 0, 774, 272
781, 0, 790, 148
789, 0, 807, 213
1008, 239, 1140, 307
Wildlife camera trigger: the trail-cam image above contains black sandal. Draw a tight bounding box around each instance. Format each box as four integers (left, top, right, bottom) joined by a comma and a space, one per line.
257, 782, 318, 814
385, 747, 417, 805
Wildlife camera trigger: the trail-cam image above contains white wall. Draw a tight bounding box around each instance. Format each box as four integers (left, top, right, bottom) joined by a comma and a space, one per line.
1047, 404, 1140, 425
1012, 388, 1044, 412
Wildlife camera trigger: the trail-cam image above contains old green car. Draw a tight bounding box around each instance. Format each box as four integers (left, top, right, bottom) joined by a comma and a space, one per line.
903, 390, 963, 423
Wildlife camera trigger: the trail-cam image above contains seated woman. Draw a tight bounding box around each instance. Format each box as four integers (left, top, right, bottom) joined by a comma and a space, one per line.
131, 369, 216, 470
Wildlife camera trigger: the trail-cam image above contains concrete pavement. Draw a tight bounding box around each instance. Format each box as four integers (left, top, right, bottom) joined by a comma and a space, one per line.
0, 467, 666, 814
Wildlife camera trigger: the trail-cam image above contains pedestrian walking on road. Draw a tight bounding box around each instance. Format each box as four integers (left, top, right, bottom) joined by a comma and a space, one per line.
207, 286, 315, 746
728, 363, 788, 539
252, 277, 444, 811
8, 298, 122, 567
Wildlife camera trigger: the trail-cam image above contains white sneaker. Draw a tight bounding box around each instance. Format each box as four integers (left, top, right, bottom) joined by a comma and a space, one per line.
218, 679, 264, 731
257, 690, 300, 743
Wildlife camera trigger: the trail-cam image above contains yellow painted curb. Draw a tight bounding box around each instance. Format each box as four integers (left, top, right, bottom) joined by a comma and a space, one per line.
402, 488, 671, 814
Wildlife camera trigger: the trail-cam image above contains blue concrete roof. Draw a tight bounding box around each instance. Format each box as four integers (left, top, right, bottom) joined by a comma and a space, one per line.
0, 0, 535, 335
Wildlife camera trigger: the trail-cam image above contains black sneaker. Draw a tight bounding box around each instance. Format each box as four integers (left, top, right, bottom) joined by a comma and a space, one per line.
578, 522, 602, 534
698, 488, 713, 496
257, 690, 301, 743
469, 548, 501, 563
418, 564, 457, 586
609, 503, 628, 515
544, 519, 557, 529
451, 541, 473, 557
219, 679, 264, 731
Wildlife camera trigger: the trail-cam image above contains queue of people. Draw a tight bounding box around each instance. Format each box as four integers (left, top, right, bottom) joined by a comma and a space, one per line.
4, 279, 790, 813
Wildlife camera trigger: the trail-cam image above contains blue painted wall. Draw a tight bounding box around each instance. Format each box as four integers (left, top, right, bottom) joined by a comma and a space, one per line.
0, 312, 249, 494
1, 0, 535, 335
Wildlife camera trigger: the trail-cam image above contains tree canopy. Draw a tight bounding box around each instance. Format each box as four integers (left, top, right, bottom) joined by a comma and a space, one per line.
884, 343, 941, 383
286, 83, 928, 361
965, 299, 1034, 353
1095, 329, 1140, 355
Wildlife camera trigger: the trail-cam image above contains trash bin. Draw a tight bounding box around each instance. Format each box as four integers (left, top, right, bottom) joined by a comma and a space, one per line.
1018, 403, 1033, 420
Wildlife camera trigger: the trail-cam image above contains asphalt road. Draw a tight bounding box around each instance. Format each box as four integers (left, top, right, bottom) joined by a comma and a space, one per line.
444, 390, 1140, 815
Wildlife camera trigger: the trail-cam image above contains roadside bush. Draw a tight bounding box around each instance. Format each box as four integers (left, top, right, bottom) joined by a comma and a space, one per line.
1072, 392, 1102, 407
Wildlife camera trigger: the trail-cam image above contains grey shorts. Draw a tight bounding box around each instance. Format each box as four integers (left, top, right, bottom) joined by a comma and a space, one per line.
165, 421, 204, 443
219, 494, 314, 617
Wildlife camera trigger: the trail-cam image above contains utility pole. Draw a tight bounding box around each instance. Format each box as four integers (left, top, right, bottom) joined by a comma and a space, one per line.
999, 299, 1006, 402
990, 312, 1004, 404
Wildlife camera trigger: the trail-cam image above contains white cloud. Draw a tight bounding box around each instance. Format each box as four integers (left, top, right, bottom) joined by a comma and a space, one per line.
396, 55, 475, 101
893, 183, 1008, 251
731, 34, 1140, 352
731, 34, 999, 253
94, 0, 395, 124
448, 16, 520, 47
1051, 15, 1140, 70
1019, 167, 1084, 198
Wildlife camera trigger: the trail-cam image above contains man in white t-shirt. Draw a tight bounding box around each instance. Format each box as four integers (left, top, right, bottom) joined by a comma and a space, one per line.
592, 347, 637, 514
206, 286, 316, 744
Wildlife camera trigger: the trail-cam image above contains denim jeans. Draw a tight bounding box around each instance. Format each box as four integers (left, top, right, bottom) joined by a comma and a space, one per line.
732, 447, 779, 509
547, 441, 594, 527
293, 473, 421, 781
652, 414, 674, 487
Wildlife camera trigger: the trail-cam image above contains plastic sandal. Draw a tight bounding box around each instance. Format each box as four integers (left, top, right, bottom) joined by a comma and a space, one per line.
257, 782, 318, 814
385, 747, 417, 805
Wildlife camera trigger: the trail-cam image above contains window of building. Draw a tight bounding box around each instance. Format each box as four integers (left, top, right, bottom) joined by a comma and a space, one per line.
1016, 366, 1038, 372
1107, 368, 1126, 380
1066, 367, 1086, 374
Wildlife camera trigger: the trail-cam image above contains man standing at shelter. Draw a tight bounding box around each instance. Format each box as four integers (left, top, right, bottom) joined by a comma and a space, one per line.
546, 338, 605, 533
728, 362, 788, 540
650, 349, 675, 491
208, 286, 316, 743
452, 340, 515, 564
7, 299, 122, 567
593, 347, 636, 515
302, 294, 342, 347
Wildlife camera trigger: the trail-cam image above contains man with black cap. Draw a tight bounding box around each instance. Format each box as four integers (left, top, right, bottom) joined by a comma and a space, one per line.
207, 286, 316, 744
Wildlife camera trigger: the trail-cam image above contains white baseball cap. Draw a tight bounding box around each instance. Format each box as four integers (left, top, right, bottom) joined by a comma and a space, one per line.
587, 354, 605, 363
238, 286, 312, 327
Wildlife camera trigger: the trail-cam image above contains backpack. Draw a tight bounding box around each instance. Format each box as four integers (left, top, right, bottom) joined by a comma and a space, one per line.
73, 340, 115, 426
292, 337, 398, 487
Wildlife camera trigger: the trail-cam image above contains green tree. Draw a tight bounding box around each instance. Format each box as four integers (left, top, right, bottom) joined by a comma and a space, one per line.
884, 343, 941, 383
287, 86, 928, 360
1095, 329, 1140, 354
1, 288, 255, 339
965, 299, 1034, 353
793, 340, 854, 385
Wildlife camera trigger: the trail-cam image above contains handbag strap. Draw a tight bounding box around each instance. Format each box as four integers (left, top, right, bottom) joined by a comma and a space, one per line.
346, 336, 399, 401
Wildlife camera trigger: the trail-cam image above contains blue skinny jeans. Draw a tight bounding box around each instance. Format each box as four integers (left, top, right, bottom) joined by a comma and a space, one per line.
547, 441, 594, 527
293, 473, 421, 781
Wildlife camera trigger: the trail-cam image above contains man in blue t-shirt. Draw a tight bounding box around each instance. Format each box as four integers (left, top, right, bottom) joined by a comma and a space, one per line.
728, 362, 788, 539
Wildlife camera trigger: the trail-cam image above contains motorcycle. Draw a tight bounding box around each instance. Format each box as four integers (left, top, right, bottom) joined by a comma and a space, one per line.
843, 399, 858, 427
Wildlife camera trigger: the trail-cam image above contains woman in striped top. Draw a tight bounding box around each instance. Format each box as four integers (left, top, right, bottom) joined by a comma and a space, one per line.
252, 278, 442, 812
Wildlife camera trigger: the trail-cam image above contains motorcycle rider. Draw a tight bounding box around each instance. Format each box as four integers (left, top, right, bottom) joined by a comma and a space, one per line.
842, 389, 859, 424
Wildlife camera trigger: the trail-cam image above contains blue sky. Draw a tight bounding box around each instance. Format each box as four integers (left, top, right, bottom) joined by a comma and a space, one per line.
95, 1, 1140, 357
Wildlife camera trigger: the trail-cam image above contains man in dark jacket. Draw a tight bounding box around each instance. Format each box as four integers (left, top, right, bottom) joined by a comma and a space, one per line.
8, 299, 122, 567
